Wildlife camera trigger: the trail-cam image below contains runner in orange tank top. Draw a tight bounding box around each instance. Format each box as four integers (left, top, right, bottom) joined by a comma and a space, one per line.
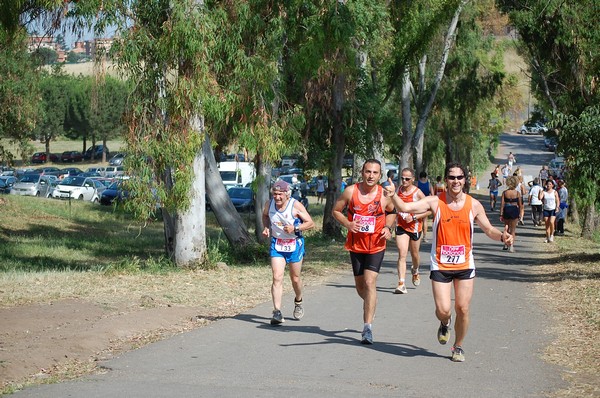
392, 168, 431, 294
333, 159, 396, 345
383, 162, 512, 362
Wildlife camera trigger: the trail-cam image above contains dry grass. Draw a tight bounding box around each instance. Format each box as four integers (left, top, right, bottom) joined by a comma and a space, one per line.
533, 225, 600, 397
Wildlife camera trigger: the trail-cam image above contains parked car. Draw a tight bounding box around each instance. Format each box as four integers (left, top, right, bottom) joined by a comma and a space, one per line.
228, 187, 255, 212
89, 177, 115, 188
87, 167, 106, 175
548, 157, 565, 178
84, 144, 110, 160
0, 176, 17, 194
108, 153, 126, 166
31, 152, 59, 163
10, 174, 55, 197
31, 166, 61, 176
545, 137, 558, 152
520, 121, 548, 135
51, 176, 101, 202
60, 151, 83, 163
100, 181, 129, 205
104, 166, 125, 178
280, 155, 298, 168
58, 167, 83, 180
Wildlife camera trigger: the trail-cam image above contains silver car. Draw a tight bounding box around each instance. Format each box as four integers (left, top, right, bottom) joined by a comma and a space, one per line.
10, 174, 55, 197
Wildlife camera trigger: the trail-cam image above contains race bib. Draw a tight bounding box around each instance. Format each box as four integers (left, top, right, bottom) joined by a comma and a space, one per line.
353, 214, 376, 233
440, 245, 466, 264
275, 238, 296, 252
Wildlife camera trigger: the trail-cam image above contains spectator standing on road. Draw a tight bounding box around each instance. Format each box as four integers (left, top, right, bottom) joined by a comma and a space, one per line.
416, 171, 434, 242
435, 175, 446, 197
539, 180, 560, 243
539, 166, 549, 187
555, 180, 569, 236
488, 172, 502, 211
262, 180, 315, 325
393, 168, 431, 294
500, 176, 522, 253
515, 174, 527, 225
383, 162, 512, 362
332, 159, 396, 345
507, 152, 516, 169
501, 164, 511, 185
528, 178, 544, 226
316, 175, 326, 204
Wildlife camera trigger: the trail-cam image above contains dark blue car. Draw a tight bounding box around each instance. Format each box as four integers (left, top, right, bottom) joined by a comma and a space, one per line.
100, 181, 128, 205
228, 187, 254, 212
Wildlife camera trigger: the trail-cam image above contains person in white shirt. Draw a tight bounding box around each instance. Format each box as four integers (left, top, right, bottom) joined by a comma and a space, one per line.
528, 178, 544, 227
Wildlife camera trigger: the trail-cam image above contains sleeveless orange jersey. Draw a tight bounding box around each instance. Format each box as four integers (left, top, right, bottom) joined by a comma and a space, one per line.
396, 186, 423, 234
344, 184, 387, 254
430, 192, 475, 271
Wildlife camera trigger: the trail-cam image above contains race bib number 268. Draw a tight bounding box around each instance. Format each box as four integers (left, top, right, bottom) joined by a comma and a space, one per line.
353, 214, 376, 233
440, 245, 466, 264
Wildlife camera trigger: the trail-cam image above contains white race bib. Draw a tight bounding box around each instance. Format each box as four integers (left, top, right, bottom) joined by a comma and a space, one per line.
440, 245, 466, 264
275, 238, 296, 252
353, 214, 376, 233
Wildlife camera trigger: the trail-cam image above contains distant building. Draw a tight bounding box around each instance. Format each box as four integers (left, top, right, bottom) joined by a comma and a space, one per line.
28, 36, 66, 62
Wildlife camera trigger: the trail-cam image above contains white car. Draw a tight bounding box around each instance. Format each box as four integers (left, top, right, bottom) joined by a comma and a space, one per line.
520, 121, 548, 135
51, 176, 101, 203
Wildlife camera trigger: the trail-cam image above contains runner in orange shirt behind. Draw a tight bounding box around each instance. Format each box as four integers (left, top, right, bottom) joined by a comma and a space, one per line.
383, 162, 512, 362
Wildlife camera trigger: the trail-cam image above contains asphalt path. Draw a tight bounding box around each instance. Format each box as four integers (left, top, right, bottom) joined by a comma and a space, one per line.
13, 133, 564, 398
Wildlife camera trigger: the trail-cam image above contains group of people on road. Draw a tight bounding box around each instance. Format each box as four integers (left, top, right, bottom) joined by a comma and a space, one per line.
263, 153, 570, 364
330, 160, 510, 362
487, 152, 569, 250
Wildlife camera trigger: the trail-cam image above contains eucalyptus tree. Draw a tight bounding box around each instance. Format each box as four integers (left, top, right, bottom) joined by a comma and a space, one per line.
496, 0, 600, 237
204, 0, 305, 243
386, 0, 469, 174
428, 3, 514, 174
283, 0, 393, 237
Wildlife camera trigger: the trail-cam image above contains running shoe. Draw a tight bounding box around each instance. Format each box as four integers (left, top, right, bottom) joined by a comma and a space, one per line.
361, 327, 373, 345
411, 270, 421, 287
270, 309, 284, 325
437, 317, 451, 345
549, 235, 554, 242
451, 345, 465, 362
508, 245, 515, 253
394, 283, 407, 294
293, 299, 304, 320
502, 245, 508, 251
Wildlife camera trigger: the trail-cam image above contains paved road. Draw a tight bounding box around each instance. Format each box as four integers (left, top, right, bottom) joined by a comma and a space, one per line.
13, 133, 564, 398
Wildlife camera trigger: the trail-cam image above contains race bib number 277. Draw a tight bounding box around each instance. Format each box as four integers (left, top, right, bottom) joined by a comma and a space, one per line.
440, 245, 466, 264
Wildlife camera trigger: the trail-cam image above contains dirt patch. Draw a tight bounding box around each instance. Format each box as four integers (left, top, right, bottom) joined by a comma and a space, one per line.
0, 299, 201, 387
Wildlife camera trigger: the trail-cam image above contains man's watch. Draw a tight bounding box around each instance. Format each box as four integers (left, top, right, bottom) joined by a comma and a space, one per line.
294, 225, 300, 233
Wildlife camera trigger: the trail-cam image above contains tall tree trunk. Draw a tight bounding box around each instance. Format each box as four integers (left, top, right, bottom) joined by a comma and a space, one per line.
254, 153, 271, 243
204, 135, 255, 247
581, 205, 596, 239
413, 0, 466, 173
167, 115, 208, 267
323, 73, 345, 238
400, 66, 413, 169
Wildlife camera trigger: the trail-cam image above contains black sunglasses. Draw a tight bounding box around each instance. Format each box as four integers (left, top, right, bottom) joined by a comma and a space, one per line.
401, 177, 412, 181
446, 175, 465, 181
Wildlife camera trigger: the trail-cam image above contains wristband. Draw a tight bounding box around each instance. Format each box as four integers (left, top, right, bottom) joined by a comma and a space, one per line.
385, 225, 393, 233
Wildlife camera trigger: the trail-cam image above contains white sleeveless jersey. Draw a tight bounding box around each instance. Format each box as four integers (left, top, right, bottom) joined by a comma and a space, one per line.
269, 198, 297, 239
